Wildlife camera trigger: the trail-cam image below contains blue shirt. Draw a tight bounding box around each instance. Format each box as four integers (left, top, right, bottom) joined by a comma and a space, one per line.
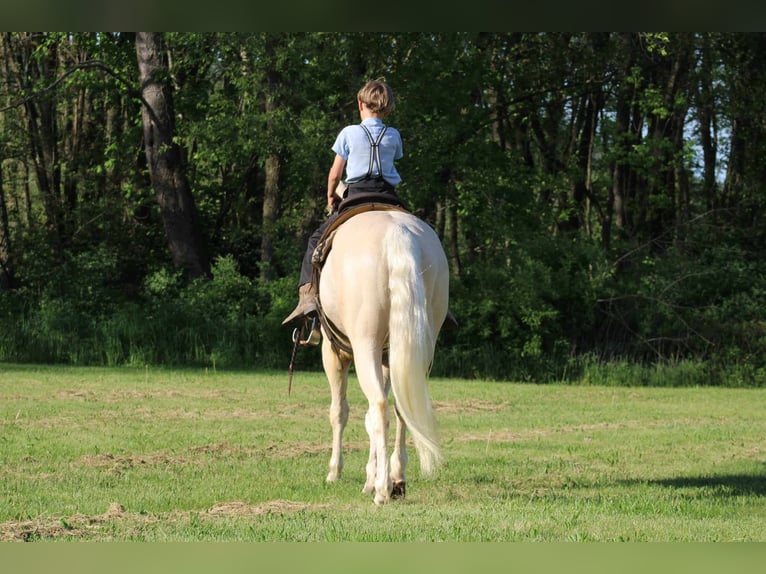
331, 117, 403, 185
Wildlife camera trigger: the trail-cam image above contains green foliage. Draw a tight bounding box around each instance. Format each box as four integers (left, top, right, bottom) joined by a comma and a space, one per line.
5, 33, 766, 386
0, 256, 301, 370
585, 221, 766, 377
571, 355, 765, 388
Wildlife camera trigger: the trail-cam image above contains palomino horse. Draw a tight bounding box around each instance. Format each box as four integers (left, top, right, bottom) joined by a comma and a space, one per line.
316, 208, 449, 505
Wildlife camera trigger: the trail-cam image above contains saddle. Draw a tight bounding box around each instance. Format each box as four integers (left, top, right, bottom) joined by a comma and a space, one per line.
312, 200, 408, 268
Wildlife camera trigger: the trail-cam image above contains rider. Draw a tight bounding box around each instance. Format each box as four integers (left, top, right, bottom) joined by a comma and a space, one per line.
282, 79, 406, 327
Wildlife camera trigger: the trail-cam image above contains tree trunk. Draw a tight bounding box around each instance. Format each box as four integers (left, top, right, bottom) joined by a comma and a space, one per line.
446, 197, 462, 278
135, 32, 210, 280
2, 33, 65, 255
0, 164, 15, 289
608, 33, 637, 244
696, 34, 718, 213
644, 34, 692, 250
261, 154, 279, 281
260, 36, 282, 281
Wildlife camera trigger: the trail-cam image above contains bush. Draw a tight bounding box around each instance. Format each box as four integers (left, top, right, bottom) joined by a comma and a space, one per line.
0, 255, 305, 370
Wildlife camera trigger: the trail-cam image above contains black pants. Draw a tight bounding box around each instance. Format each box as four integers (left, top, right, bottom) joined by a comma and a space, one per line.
298, 182, 405, 286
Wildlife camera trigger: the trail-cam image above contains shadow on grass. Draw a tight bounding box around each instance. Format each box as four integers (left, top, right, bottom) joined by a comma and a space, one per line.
639, 469, 766, 497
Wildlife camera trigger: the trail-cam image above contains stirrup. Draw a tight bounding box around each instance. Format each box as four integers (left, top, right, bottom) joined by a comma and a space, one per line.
292, 316, 321, 347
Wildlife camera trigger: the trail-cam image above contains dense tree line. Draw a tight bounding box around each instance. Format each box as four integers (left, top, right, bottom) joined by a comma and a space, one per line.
1, 32, 765, 385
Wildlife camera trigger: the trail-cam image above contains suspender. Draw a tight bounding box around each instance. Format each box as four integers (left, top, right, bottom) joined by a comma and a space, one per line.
359, 124, 388, 181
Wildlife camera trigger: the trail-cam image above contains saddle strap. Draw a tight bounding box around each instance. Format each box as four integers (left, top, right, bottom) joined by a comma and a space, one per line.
314, 294, 354, 357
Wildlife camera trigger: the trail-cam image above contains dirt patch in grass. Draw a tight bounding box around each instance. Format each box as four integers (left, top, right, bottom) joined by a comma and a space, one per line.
0, 499, 330, 542
457, 420, 681, 443
0, 502, 136, 541
77, 439, 368, 474
54, 389, 98, 401
206, 500, 327, 516
80, 451, 181, 473
434, 399, 508, 413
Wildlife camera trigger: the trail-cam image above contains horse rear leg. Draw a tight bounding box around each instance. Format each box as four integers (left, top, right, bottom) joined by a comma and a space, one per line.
322, 340, 350, 483
390, 404, 408, 498
355, 349, 393, 505
379, 364, 406, 498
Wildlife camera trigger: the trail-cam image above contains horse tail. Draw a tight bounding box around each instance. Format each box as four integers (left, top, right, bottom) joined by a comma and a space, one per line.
385, 223, 443, 475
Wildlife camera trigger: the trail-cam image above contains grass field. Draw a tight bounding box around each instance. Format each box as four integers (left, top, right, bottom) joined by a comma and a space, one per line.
0, 362, 764, 542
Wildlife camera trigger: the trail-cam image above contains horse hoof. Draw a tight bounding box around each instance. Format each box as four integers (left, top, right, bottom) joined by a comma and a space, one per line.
391, 481, 406, 499
374, 492, 390, 505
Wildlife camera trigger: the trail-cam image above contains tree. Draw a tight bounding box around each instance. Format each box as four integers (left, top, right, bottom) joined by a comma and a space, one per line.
135, 32, 210, 280
0, 160, 13, 289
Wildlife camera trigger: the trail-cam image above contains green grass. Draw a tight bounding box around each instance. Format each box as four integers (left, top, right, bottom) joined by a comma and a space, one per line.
0, 363, 764, 541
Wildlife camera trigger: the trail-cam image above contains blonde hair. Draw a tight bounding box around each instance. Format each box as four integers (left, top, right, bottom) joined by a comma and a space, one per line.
357, 79, 395, 115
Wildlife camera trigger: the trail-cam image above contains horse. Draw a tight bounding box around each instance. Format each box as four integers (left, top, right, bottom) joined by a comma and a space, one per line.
315, 207, 449, 505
